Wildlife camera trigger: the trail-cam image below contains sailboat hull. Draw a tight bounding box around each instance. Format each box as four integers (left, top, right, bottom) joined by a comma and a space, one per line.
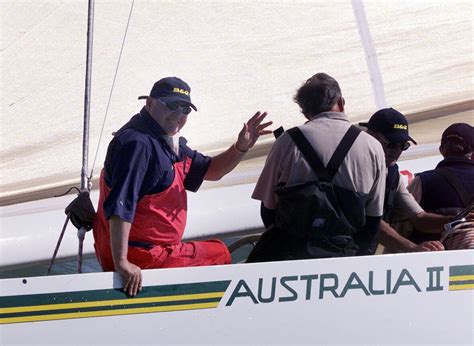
1, 250, 473, 345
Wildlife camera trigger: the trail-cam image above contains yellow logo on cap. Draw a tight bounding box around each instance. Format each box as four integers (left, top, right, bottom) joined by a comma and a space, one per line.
173, 87, 189, 96
394, 124, 407, 130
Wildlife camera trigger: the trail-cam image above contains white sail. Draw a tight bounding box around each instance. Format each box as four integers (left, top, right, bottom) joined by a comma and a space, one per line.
1, 0, 473, 205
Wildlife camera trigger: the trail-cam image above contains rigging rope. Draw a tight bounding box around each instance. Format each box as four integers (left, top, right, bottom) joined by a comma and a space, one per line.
89, 0, 135, 184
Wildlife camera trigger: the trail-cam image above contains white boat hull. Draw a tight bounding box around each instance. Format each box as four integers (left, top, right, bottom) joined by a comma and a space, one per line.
1, 250, 473, 345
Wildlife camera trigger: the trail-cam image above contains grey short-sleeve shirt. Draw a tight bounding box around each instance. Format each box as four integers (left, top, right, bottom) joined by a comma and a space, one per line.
252, 112, 386, 217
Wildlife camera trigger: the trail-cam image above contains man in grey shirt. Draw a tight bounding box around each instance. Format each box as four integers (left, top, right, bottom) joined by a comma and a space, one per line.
249, 73, 386, 261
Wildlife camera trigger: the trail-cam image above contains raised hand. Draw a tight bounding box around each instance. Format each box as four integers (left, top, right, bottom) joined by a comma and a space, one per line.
235, 111, 272, 152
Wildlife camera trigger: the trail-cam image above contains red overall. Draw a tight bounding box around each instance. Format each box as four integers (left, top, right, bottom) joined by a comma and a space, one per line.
93, 159, 230, 271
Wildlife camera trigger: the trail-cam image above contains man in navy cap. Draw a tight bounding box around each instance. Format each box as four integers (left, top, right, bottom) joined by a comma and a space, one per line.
93, 77, 272, 296
361, 108, 452, 254
408, 123, 474, 249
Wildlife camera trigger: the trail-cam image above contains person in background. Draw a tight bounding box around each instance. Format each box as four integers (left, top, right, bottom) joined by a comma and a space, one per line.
361, 108, 451, 254
408, 123, 474, 249
93, 77, 272, 296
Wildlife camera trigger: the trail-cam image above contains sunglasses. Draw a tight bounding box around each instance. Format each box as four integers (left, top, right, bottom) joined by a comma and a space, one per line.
159, 99, 192, 115
380, 136, 411, 151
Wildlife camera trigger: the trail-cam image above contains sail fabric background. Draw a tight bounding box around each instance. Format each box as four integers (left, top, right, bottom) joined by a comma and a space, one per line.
1, 0, 473, 200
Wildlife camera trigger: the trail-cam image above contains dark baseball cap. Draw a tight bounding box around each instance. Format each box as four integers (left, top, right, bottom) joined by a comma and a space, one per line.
359, 108, 417, 144
138, 77, 197, 111
441, 123, 474, 153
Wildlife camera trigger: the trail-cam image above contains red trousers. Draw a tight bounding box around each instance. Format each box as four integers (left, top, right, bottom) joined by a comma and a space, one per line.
127, 239, 231, 269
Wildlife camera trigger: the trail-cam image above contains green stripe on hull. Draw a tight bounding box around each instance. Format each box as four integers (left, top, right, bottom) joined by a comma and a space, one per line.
448, 279, 474, 286
0, 280, 231, 308
0, 280, 231, 324
449, 265, 474, 276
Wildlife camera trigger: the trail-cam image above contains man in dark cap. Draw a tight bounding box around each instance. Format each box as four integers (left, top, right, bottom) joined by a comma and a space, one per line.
93, 77, 271, 296
408, 123, 474, 249
361, 108, 452, 254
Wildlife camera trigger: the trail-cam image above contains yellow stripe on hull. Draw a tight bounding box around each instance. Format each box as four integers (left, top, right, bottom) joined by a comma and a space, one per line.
0, 302, 219, 324
448, 284, 474, 291
448, 275, 474, 282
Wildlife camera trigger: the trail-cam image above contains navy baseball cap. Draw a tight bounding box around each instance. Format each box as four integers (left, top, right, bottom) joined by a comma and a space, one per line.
441, 123, 474, 153
359, 108, 417, 144
138, 77, 197, 111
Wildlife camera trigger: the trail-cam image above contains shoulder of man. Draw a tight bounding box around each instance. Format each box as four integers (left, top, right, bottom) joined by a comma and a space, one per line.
269, 129, 295, 151
358, 129, 383, 148
113, 124, 154, 145
108, 131, 154, 162
331, 128, 385, 160
178, 136, 188, 146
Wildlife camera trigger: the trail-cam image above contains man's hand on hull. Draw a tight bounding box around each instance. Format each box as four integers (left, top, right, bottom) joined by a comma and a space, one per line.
413, 241, 444, 252
117, 260, 143, 297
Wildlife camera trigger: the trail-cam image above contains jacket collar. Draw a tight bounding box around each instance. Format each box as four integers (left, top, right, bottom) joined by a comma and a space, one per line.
139, 107, 167, 137
307, 111, 349, 123
436, 157, 474, 169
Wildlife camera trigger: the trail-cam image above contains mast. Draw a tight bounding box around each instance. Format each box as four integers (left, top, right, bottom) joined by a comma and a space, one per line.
81, 0, 95, 191
48, 0, 96, 273
76, 0, 95, 273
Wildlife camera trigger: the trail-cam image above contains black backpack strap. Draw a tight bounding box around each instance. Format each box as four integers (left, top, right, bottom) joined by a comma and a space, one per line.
287, 127, 331, 181
326, 126, 361, 180
383, 165, 400, 221
287, 126, 361, 182
435, 167, 472, 207
273, 126, 284, 139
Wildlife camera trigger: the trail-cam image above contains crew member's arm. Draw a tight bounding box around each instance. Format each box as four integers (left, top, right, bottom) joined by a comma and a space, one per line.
103, 139, 150, 296
376, 220, 444, 252
355, 140, 385, 255
354, 216, 381, 255
407, 175, 422, 203
260, 203, 276, 228
109, 216, 142, 296
409, 211, 452, 234
379, 176, 444, 251
205, 111, 271, 180
251, 132, 289, 229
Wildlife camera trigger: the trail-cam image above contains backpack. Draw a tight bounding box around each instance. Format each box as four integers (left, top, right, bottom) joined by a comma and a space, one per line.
274, 125, 368, 259
248, 125, 368, 262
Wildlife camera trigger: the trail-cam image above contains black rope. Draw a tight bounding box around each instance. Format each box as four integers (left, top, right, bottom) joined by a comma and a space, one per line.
54, 186, 81, 198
